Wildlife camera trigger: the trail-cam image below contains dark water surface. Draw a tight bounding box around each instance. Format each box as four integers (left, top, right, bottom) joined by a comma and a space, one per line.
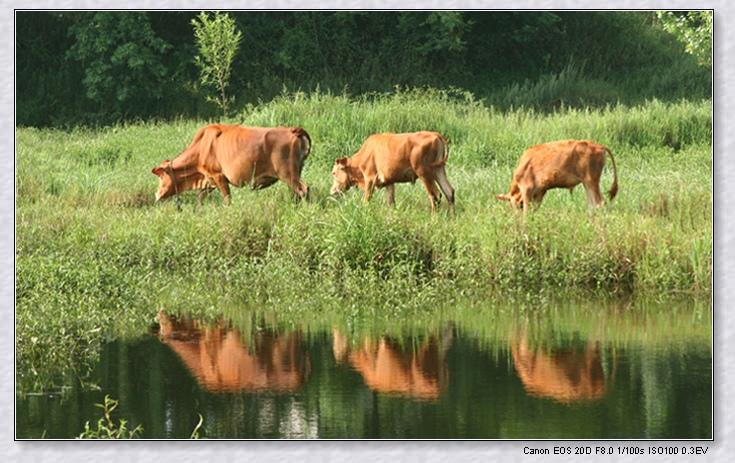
16, 303, 712, 439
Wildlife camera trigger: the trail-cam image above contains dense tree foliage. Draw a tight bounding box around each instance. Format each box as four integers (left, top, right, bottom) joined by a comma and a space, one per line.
67, 12, 172, 119
16, 11, 711, 127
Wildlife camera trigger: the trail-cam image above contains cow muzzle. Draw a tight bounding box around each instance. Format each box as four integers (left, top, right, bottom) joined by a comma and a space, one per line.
330, 183, 345, 197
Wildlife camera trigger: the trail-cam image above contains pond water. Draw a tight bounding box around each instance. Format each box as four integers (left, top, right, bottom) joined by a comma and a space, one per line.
16, 302, 712, 439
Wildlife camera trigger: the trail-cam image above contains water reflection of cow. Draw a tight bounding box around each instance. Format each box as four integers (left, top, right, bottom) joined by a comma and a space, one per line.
332, 326, 454, 401
157, 311, 311, 394
510, 333, 616, 404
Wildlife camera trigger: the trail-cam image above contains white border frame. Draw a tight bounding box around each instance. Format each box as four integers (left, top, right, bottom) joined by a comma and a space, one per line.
4, 2, 727, 462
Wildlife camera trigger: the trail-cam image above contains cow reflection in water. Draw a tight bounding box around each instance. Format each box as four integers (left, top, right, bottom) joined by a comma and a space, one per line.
157, 311, 311, 394
332, 326, 454, 401
511, 332, 615, 404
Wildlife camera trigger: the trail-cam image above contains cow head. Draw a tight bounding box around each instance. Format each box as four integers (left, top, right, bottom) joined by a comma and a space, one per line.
151, 160, 185, 202
152, 160, 174, 201
495, 181, 526, 210
330, 157, 351, 196
495, 194, 523, 210
495, 193, 523, 209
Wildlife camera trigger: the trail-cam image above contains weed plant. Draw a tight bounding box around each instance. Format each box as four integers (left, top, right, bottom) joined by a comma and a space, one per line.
16, 89, 712, 393
77, 395, 144, 439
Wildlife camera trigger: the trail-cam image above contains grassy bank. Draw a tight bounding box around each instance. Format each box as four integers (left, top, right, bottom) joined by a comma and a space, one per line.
16, 89, 712, 392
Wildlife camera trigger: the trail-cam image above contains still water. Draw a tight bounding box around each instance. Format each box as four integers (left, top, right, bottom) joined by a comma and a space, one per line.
16, 304, 712, 439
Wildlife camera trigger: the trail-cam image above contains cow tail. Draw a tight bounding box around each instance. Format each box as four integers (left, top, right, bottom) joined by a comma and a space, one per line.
604, 146, 618, 201
430, 134, 450, 167
291, 127, 312, 159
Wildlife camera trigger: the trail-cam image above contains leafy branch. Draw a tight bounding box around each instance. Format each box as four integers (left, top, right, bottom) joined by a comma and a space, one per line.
656, 11, 712, 68
191, 11, 243, 118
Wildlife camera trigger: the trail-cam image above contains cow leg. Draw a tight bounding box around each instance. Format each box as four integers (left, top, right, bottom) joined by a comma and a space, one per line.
197, 186, 214, 206
272, 162, 308, 200
508, 196, 520, 210
521, 186, 543, 213
533, 190, 547, 210
298, 180, 309, 201
584, 181, 604, 207
584, 187, 595, 207
519, 185, 530, 213
420, 177, 441, 214
212, 174, 232, 205
287, 179, 309, 201
363, 177, 377, 204
584, 163, 605, 206
435, 169, 456, 216
385, 184, 395, 206
252, 177, 279, 191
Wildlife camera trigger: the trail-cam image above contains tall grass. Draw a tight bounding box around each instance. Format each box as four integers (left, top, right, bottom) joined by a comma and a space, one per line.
16, 89, 712, 392
489, 58, 711, 113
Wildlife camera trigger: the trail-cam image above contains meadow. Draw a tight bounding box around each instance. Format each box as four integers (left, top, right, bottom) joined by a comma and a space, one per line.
15, 89, 712, 393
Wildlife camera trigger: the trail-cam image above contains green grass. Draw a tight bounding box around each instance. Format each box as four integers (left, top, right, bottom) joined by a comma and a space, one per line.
15, 89, 712, 393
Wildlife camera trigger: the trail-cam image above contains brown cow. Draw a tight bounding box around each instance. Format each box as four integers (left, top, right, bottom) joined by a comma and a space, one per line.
152, 124, 311, 205
332, 326, 454, 401
511, 333, 615, 404
330, 131, 455, 214
495, 140, 618, 212
157, 311, 311, 394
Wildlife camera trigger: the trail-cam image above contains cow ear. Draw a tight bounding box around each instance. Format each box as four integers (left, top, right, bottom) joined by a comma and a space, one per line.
152, 160, 171, 177
495, 194, 510, 201
336, 157, 348, 166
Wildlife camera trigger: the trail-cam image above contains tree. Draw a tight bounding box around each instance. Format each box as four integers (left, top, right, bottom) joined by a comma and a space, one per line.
656, 11, 712, 67
67, 12, 172, 120
191, 11, 243, 118
417, 12, 471, 55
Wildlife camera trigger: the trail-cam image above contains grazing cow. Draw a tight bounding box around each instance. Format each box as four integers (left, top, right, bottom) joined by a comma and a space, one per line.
511, 333, 615, 404
152, 124, 311, 205
330, 131, 456, 214
157, 311, 312, 394
332, 326, 454, 402
495, 140, 618, 212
